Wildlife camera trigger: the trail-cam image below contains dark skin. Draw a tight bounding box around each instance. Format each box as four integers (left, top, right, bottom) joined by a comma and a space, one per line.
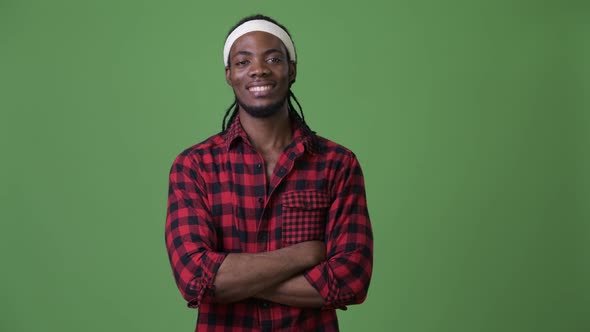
211, 31, 325, 307
225, 31, 295, 180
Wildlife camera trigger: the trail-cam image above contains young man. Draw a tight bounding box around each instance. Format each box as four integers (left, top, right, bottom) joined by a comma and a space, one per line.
165, 14, 373, 331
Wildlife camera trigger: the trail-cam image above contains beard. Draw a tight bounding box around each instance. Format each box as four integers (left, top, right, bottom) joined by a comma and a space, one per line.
236, 95, 288, 119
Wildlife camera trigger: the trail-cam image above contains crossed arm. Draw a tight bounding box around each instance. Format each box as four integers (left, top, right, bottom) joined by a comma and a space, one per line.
212, 241, 326, 307
165, 152, 373, 309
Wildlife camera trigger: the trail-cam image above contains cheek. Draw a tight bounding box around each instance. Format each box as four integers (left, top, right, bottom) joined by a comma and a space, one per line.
227, 74, 242, 91
234, 71, 250, 86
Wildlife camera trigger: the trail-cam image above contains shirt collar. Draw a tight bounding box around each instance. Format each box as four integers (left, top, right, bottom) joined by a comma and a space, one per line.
222, 113, 321, 154
223, 114, 249, 150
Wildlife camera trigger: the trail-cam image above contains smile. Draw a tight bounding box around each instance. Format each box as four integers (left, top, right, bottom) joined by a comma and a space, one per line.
248, 85, 273, 92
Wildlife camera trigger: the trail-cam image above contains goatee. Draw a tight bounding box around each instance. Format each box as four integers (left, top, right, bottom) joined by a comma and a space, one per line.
237, 97, 287, 119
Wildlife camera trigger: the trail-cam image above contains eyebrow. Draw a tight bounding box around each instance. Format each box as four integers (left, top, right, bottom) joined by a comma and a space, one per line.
231, 48, 286, 59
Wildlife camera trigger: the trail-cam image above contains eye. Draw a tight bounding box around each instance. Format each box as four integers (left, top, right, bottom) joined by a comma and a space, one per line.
235, 59, 250, 66
267, 57, 282, 63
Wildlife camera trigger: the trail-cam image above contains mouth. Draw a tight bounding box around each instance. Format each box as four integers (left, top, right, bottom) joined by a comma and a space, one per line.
247, 84, 274, 97
249, 85, 273, 92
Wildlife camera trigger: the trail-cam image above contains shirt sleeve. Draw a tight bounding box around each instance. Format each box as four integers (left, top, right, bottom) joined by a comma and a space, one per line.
165, 151, 227, 308
303, 153, 374, 310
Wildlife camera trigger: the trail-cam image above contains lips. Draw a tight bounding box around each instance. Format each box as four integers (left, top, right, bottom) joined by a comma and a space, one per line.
246, 82, 275, 97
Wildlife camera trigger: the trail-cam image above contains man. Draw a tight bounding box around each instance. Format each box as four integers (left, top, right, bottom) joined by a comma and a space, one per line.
165, 14, 373, 331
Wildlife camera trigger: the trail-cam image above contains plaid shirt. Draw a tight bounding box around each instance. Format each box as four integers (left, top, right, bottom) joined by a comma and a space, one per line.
165, 116, 373, 331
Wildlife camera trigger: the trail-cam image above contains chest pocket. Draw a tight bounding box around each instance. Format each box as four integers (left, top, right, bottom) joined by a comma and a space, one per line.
281, 190, 330, 245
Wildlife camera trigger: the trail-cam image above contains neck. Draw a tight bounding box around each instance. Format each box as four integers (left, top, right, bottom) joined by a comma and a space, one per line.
238, 106, 292, 153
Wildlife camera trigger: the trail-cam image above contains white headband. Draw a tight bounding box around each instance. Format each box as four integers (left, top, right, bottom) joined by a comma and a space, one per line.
223, 19, 296, 66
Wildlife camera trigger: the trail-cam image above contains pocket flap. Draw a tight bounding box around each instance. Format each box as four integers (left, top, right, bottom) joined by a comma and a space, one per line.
282, 190, 330, 210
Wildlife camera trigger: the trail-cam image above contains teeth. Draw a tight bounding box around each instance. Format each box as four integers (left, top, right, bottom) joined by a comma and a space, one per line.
249, 85, 272, 92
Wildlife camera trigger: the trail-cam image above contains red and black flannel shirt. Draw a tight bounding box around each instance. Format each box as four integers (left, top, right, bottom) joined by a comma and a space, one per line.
165, 116, 373, 331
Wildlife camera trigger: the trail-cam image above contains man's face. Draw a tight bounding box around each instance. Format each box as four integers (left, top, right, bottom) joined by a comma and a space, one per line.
225, 31, 296, 118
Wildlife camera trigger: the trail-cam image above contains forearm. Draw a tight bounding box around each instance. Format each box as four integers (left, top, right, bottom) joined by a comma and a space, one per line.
256, 274, 324, 308
212, 241, 324, 303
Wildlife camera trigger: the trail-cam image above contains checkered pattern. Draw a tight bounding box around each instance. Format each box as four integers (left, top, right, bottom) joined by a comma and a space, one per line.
165, 116, 373, 331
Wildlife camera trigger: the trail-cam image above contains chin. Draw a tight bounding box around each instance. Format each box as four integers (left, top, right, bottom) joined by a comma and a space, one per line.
238, 98, 287, 119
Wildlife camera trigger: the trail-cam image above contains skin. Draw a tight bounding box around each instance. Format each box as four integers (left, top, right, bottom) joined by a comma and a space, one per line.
211, 31, 325, 307
225, 31, 296, 179
225, 31, 295, 119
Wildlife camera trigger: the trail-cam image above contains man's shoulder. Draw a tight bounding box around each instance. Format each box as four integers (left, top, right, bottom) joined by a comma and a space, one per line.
171, 131, 227, 165
314, 134, 357, 161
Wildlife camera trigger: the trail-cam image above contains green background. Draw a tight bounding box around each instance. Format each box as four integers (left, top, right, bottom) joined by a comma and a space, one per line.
1, 0, 588, 331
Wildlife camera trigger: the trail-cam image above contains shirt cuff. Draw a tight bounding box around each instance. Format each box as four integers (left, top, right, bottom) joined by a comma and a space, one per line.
186, 251, 227, 308
303, 262, 353, 310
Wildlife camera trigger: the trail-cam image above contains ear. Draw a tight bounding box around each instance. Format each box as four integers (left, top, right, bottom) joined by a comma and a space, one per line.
225, 66, 232, 86
288, 61, 297, 86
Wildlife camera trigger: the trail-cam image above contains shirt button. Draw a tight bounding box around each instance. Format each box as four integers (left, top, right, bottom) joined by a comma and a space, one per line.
257, 232, 267, 242
261, 302, 270, 308
258, 197, 264, 205
256, 163, 262, 169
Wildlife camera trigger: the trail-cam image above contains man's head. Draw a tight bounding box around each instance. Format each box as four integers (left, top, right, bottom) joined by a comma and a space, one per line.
223, 16, 297, 67
221, 14, 305, 130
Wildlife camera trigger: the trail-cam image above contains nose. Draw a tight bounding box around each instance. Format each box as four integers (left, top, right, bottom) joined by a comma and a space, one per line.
248, 59, 270, 77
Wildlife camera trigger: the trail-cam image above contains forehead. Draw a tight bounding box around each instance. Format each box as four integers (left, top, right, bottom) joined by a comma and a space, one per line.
229, 31, 287, 56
